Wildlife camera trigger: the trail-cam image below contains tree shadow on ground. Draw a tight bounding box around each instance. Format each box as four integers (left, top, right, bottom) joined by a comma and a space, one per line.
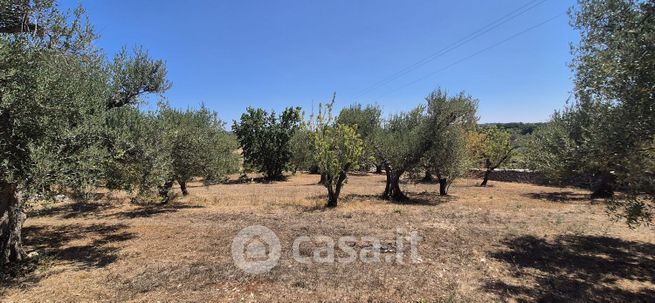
407, 192, 456, 205
341, 192, 454, 206
27, 193, 124, 219
227, 174, 290, 184
524, 191, 590, 203
23, 223, 135, 268
484, 235, 655, 302
28, 199, 204, 220
1, 223, 136, 290
341, 193, 381, 203
27, 202, 103, 218
109, 203, 204, 219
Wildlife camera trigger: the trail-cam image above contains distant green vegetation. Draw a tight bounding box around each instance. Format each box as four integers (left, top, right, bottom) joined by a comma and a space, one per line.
480, 122, 544, 136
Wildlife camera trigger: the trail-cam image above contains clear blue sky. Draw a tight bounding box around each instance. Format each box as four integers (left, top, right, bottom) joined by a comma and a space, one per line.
61, 0, 578, 124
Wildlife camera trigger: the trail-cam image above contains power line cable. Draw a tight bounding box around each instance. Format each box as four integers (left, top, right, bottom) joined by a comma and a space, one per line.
352, 0, 550, 100
371, 12, 566, 100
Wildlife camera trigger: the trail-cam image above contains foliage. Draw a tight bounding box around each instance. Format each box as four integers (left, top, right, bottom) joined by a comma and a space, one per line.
107, 47, 171, 109
309, 101, 364, 207
289, 127, 316, 173
103, 107, 172, 198
104, 104, 240, 201
375, 89, 478, 200
425, 128, 474, 194
477, 127, 514, 168
0, 1, 170, 265
481, 122, 543, 136
160, 104, 239, 186
232, 107, 302, 180
524, 112, 581, 181
528, 0, 654, 225
375, 105, 427, 177
336, 103, 382, 140
477, 123, 541, 169
472, 126, 514, 186
423, 92, 478, 194
336, 103, 382, 171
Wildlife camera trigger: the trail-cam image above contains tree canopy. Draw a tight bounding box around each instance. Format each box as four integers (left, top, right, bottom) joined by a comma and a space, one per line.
375, 89, 478, 201
336, 103, 382, 172
528, 0, 654, 226
233, 107, 302, 180
310, 101, 364, 207
473, 126, 515, 187
0, 1, 169, 265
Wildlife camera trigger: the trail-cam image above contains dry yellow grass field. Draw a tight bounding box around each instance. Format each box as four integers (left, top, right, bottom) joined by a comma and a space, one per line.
2, 173, 654, 302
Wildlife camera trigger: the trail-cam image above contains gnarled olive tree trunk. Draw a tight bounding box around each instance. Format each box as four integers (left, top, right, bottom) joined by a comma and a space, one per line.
0, 181, 26, 266
438, 178, 448, 196
374, 164, 383, 174
434, 171, 449, 196
480, 169, 492, 187
591, 170, 615, 199
179, 180, 189, 196
382, 164, 408, 201
159, 179, 175, 204
326, 171, 348, 208
422, 171, 435, 183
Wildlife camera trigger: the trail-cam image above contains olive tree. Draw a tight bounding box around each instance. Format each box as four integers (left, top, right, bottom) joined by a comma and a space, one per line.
104, 104, 240, 204
375, 106, 428, 201
289, 127, 316, 173
424, 93, 478, 195
233, 107, 302, 180
310, 102, 364, 207
474, 126, 514, 187
158, 104, 240, 202
336, 103, 382, 172
426, 129, 470, 195
525, 102, 617, 196
375, 89, 477, 201
103, 107, 172, 201
528, 0, 654, 225
0, 1, 169, 266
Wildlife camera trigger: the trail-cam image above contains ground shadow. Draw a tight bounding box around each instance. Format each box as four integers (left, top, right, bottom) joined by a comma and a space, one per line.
28, 199, 204, 220
27, 192, 124, 219
394, 191, 455, 206
484, 235, 655, 302
1, 223, 136, 289
109, 203, 204, 219
525, 191, 590, 203
341, 192, 454, 206
341, 193, 381, 203
224, 176, 288, 184
27, 201, 105, 218
23, 223, 135, 268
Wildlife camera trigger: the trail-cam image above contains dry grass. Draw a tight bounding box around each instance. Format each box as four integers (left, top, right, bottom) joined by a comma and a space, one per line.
2, 173, 654, 302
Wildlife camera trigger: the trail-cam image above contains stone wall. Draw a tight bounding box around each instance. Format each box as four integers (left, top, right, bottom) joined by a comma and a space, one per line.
469, 169, 592, 188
